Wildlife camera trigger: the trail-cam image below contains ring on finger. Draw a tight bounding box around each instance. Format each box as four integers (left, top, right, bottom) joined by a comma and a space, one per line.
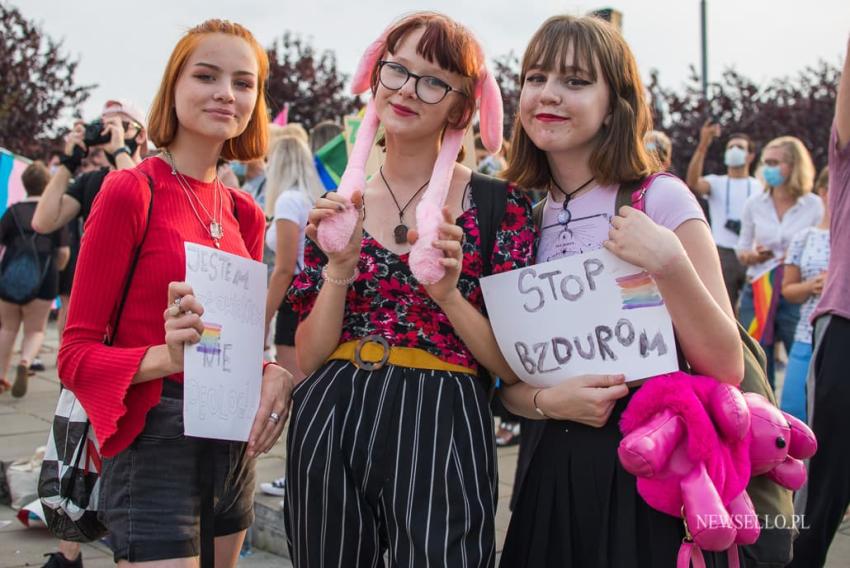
268, 411, 281, 424
167, 297, 184, 318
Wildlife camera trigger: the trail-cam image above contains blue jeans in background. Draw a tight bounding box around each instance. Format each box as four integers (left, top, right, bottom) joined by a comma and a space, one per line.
779, 340, 812, 421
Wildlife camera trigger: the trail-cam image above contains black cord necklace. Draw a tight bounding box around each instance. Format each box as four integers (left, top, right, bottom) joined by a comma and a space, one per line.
380, 166, 430, 244
551, 176, 595, 226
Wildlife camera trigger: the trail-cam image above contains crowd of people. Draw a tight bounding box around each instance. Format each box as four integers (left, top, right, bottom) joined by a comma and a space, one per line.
0, 9, 847, 568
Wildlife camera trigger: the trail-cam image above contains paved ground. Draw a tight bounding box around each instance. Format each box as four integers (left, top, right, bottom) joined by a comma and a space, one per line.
1, 323, 848, 567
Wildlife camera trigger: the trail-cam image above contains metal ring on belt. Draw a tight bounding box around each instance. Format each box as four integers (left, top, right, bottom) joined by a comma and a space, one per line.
353, 335, 390, 371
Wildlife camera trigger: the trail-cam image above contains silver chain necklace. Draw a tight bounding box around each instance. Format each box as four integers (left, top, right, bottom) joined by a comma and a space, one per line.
164, 150, 224, 248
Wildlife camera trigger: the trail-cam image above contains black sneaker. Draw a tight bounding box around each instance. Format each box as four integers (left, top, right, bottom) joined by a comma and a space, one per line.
42, 552, 83, 568
30, 357, 46, 372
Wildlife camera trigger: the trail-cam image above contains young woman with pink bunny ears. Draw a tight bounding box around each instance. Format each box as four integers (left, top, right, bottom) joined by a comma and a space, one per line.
283, 12, 536, 567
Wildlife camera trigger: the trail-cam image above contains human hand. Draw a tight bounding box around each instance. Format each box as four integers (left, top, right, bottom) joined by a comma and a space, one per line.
535, 374, 629, 427
605, 206, 687, 276
811, 272, 827, 295
699, 120, 721, 148
305, 191, 364, 272
101, 115, 127, 154
247, 363, 294, 457
163, 281, 205, 373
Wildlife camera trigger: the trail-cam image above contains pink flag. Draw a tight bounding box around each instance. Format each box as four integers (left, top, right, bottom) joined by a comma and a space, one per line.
272, 103, 290, 126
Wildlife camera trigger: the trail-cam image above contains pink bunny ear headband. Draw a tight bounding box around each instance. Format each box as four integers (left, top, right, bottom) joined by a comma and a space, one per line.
316, 20, 504, 284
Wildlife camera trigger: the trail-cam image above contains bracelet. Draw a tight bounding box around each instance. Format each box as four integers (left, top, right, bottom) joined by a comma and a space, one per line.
321, 265, 359, 287
533, 389, 548, 418
111, 146, 131, 158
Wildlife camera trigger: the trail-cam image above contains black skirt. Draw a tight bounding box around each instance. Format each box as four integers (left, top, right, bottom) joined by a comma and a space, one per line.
500, 391, 735, 568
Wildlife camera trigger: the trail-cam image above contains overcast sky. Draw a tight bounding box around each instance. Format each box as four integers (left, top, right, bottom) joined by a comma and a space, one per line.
18, 0, 850, 122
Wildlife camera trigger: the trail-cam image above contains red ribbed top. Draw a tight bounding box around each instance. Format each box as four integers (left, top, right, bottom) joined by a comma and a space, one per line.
58, 156, 265, 457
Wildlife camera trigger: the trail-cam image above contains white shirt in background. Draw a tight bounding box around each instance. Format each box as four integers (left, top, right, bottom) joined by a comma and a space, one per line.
703, 174, 764, 249
737, 191, 824, 279
266, 190, 311, 274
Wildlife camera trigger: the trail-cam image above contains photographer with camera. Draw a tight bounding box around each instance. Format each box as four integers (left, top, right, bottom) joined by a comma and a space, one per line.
32, 99, 145, 568
32, 100, 147, 235
686, 121, 763, 312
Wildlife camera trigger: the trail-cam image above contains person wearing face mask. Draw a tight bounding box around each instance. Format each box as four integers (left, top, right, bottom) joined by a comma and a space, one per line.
32, 100, 148, 568
736, 136, 823, 389
32, 100, 149, 236
687, 123, 763, 312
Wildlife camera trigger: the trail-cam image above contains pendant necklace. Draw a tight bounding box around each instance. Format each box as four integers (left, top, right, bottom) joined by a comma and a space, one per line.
552, 176, 595, 226
164, 150, 225, 248
379, 167, 430, 244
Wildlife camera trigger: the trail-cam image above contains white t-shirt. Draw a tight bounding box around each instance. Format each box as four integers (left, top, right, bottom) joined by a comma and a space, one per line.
266, 190, 311, 274
785, 227, 830, 344
736, 192, 824, 279
536, 175, 706, 264
703, 175, 764, 248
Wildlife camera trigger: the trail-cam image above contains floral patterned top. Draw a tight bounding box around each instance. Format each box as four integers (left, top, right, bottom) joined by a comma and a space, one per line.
288, 183, 536, 370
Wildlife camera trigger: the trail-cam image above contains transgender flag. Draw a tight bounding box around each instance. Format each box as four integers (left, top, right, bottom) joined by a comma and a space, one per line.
0, 148, 29, 215
746, 265, 784, 346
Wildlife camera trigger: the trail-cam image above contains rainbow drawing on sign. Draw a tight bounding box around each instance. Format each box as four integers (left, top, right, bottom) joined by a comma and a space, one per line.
197, 323, 223, 355
616, 271, 664, 310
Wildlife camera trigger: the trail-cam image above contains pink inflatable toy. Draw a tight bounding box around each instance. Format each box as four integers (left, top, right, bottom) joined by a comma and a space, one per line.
618, 372, 817, 567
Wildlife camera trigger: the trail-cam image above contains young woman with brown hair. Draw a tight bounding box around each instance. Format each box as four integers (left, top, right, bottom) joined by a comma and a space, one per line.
497, 15, 743, 566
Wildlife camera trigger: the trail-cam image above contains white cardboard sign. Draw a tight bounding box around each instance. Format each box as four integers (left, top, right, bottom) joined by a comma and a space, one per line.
480, 248, 678, 387
183, 242, 267, 441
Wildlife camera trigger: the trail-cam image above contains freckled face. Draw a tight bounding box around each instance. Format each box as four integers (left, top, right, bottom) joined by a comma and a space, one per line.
174, 33, 259, 143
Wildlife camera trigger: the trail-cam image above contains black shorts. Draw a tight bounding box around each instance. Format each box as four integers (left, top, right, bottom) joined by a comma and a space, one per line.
58, 242, 79, 296
99, 386, 255, 562
274, 301, 299, 347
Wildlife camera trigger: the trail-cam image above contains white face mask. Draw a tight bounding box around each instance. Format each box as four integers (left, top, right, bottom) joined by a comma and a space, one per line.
724, 146, 748, 168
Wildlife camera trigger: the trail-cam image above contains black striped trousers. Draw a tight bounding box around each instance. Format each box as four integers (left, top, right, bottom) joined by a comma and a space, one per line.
284, 360, 497, 567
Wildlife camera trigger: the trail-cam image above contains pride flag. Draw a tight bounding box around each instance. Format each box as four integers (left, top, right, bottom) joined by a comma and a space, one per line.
0, 148, 29, 216
314, 133, 347, 190
746, 265, 783, 346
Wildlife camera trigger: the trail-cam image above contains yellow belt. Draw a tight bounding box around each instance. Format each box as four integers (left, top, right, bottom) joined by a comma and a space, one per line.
327, 336, 476, 376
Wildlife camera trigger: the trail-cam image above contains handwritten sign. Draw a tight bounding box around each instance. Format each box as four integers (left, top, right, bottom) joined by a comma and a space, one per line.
183, 242, 267, 441
480, 248, 678, 387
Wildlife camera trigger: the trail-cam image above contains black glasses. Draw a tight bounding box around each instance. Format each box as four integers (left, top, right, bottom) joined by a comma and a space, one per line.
377, 60, 466, 104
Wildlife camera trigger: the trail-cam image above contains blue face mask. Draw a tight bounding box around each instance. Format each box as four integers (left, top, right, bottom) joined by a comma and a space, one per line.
230, 161, 246, 178
762, 165, 786, 187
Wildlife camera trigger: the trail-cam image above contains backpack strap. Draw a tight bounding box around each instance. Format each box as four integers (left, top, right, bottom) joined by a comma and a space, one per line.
107, 171, 154, 346
615, 172, 677, 215
470, 171, 509, 277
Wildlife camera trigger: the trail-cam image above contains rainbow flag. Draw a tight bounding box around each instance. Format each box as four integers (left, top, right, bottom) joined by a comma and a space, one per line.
197, 323, 223, 355
0, 148, 29, 216
616, 271, 665, 310
746, 266, 783, 345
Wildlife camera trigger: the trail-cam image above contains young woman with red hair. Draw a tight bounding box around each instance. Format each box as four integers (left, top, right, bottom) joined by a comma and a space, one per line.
58, 20, 292, 567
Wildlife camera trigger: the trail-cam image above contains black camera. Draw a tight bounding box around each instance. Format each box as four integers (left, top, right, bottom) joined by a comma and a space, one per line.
725, 219, 742, 235
83, 119, 112, 147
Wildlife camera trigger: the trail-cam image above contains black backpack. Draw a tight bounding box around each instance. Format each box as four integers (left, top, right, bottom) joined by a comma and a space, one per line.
0, 205, 51, 304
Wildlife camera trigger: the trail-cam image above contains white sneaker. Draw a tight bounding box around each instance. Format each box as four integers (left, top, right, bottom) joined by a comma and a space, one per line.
260, 477, 286, 496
